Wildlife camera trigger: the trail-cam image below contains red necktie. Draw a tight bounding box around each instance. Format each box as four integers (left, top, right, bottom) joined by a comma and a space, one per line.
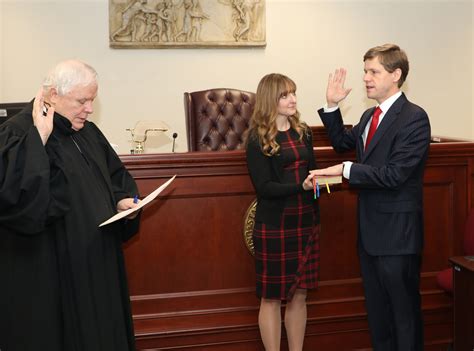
365, 106, 382, 150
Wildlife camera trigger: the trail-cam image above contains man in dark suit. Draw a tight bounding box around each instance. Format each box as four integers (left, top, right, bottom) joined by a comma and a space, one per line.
312, 44, 431, 350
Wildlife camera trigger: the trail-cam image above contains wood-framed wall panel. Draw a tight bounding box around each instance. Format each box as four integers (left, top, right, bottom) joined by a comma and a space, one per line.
120, 140, 474, 350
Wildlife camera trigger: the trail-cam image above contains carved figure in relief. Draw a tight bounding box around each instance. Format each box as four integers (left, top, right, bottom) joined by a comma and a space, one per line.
232, 0, 250, 41
159, 0, 175, 42
219, 0, 262, 42
111, 0, 158, 41
141, 13, 160, 41
175, 0, 209, 42
110, 0, 265, 45
189, 1, 209, 41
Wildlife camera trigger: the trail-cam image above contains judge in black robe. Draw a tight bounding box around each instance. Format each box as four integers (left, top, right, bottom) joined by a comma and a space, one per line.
0, 60, 140, 351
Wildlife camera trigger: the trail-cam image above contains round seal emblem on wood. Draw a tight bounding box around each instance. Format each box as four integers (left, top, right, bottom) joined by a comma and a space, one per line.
243, 198, 257, 256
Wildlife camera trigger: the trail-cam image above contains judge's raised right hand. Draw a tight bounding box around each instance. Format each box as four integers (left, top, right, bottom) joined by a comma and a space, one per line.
326, 68, 352, 108
33, 88, 54, 145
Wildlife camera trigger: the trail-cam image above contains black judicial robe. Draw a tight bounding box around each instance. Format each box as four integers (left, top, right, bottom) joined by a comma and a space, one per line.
0, 102, 140, 351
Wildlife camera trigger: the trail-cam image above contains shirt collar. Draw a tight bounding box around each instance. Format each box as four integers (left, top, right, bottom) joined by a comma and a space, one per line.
377, 91, 402, 115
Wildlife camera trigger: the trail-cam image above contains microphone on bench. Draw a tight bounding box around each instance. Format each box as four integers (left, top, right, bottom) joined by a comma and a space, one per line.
172, 132, 178, 153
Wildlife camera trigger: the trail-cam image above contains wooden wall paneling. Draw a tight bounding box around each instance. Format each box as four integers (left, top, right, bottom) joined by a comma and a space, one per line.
120, 139, 474, 350
310, 125, 352, 147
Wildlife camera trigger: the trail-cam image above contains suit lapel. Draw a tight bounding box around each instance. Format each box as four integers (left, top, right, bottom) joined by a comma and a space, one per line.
358, 109, 374, 160
361, 93, 408, 161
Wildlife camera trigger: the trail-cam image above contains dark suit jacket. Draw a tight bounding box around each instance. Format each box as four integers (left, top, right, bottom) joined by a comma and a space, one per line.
318, 93, 431, 255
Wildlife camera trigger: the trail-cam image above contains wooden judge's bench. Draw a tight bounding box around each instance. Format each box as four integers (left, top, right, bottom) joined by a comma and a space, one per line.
120, 129, 474, 350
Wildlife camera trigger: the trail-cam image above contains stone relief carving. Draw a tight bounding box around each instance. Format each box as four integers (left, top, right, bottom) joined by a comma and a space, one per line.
109, 0, 266, 48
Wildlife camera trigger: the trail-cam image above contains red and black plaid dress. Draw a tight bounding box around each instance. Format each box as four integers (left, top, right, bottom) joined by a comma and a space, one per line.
253, 129, 320, 301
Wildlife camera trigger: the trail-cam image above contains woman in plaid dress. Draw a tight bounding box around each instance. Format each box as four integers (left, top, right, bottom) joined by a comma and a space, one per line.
246, 73, 320, 351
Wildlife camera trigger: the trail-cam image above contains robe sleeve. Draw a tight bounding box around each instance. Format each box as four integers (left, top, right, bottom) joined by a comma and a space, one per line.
0, 123, 51, 234
107, 144, 141, 242
88, 123, 138, 202
89, 123, 141, 242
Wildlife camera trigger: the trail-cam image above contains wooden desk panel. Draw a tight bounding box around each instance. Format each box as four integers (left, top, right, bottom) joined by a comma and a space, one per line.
121, 140, 474, 350
450, 256, 474, 351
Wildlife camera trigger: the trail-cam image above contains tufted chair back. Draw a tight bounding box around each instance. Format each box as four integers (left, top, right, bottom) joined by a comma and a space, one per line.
184, 88, 256, 151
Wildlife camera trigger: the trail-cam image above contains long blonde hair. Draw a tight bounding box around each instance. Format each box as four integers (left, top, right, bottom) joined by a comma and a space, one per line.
248, 73, 306, 156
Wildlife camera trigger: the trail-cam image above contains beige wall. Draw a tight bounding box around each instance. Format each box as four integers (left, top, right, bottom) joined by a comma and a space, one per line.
1, 0, 473, 153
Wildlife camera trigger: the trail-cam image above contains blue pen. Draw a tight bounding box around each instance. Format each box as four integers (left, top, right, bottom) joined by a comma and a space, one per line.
133, 195, 139, 204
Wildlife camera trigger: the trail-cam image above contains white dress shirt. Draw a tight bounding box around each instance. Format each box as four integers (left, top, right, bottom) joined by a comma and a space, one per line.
322, 91, 402, 179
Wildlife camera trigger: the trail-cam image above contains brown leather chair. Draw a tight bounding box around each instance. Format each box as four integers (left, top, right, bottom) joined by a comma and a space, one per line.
184, 88, 256, 151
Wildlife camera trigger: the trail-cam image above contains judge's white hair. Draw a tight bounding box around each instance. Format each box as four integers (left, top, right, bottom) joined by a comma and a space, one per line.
43, 60, 98, 96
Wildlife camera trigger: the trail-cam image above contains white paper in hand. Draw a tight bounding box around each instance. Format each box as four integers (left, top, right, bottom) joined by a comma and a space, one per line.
99, 175, 176, 227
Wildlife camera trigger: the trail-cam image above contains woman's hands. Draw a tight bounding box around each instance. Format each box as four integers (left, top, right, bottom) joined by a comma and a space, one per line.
302, 173, 315, 191
303, 164, 344, 191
